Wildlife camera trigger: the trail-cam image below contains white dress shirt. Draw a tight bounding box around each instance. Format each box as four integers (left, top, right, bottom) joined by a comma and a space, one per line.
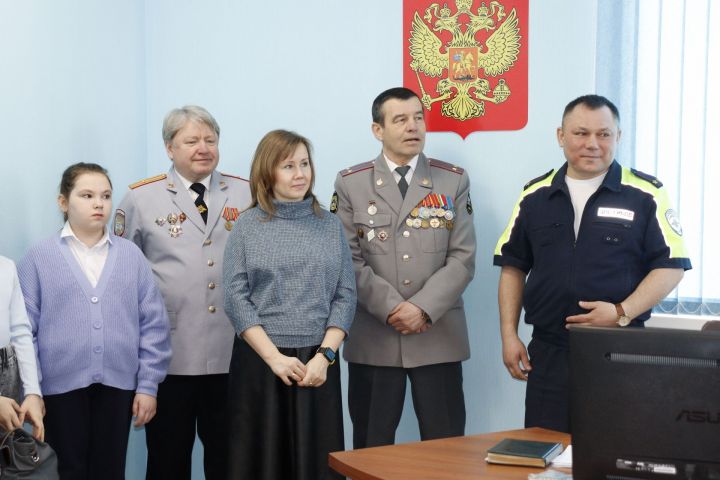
384, 154, 419, 186
0, 255, 42, 396
60, 223, 111, 288
175, 169, 211, 204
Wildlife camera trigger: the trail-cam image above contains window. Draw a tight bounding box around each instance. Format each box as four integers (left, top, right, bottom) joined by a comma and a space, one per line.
596, 0, 719, 315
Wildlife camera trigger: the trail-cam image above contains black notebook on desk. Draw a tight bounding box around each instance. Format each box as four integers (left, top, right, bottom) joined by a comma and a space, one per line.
485, 438, 563, 467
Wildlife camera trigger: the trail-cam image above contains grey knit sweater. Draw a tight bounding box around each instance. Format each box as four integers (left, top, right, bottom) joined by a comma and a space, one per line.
223, 198, 356, 348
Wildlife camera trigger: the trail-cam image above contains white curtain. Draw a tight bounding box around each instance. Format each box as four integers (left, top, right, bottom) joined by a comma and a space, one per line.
596, 0, 720, 315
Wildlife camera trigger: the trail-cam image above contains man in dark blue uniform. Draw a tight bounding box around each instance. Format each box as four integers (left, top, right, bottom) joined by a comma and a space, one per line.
493, 94, 691, 432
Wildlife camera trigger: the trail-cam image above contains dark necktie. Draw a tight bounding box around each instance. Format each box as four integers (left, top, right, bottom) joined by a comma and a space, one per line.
190, 183, 208, 224
395, 166, 411, 199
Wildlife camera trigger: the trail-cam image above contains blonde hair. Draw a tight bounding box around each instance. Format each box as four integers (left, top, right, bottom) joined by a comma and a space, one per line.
249, 130, 321, 219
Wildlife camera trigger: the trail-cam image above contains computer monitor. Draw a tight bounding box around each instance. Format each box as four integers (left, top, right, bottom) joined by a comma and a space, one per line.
569, 325, 720, 479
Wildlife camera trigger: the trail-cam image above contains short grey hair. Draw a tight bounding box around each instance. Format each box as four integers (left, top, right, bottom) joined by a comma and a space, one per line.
162, 105, 220, 145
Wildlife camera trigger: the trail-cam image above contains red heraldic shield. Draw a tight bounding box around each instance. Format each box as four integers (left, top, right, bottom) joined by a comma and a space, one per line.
403, 0, 529, 137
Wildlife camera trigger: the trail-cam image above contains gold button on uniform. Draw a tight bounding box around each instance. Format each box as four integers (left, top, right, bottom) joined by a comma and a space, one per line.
203, 239, 212, 246
402, 231, 410, 238
207, 259, 215, 266
208, 306, 216, 313
208, 282, 216, 289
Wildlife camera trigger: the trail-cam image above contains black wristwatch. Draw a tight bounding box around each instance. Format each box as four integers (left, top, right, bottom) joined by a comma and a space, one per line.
316, 347, 336, 365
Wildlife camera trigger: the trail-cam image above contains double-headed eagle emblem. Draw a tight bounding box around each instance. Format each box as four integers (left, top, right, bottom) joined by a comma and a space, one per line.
409, 0, 521, 121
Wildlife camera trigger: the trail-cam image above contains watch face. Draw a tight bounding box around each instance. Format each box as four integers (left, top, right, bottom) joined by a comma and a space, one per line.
319, 347, 336, 363
618, 316, 631, 327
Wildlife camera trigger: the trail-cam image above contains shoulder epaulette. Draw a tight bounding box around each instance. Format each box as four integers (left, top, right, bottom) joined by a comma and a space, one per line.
630, 168, 663, 188
341, 161, 375, 177
429, 159, 464, 174
523, 169, 554, 190
221, 172, 249, 182
129, 174, 166, 189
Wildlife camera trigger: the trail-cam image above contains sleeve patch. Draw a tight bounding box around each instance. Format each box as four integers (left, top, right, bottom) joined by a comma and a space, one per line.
665, 209, 683, 236
113, 209, 126, 236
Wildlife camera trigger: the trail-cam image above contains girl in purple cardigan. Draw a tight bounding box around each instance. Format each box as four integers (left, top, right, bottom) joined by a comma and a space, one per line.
18, 163, 171, 480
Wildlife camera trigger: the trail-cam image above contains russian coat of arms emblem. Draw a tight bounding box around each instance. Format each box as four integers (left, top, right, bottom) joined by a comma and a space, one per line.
403, 0, 528, 137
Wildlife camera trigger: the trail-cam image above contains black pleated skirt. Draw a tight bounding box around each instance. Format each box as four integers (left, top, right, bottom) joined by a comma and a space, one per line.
228, 336, 345, 480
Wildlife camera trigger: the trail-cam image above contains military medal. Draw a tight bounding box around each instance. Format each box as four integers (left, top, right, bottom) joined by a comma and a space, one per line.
430, 218, 440, 229
179, 212, 187, 223
169, 225, 183, 237
406, 218, 414, 228
446, 220, 454, 230
167, 213, 178, 225
421, 219, 429, 229
378, 230, 388, 241
155, 217, 166, 226
222, 207, 240, 232
419, 207, 430, 219
357, 228, 364, 239
439, 218, 446, 228
367, 228, 376, 242
330, 191, 339, 213
413, 218, 422, 229
445, 210, 454, 221
367, 202, 377, 216
411, 208, 419, 217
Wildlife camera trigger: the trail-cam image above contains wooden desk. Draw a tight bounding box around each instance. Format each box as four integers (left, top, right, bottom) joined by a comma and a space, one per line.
329, 427, 570, 480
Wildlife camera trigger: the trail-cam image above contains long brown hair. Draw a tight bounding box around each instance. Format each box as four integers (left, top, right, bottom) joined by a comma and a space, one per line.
249, 130, 321, 219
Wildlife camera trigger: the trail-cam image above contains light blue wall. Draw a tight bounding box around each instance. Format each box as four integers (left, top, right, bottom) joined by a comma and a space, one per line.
3, 1, 598, 478
0, 0, 147, 258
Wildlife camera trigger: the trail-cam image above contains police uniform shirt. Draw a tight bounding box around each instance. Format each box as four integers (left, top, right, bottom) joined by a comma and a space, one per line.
333, 153, 476, 368
494, 160, 692, 346
114, 168, 251, 375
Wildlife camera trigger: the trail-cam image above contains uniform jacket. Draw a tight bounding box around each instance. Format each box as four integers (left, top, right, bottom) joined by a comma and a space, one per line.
494, 160, 692, 346
115, 168, 251, 375
334, 153, 476, 368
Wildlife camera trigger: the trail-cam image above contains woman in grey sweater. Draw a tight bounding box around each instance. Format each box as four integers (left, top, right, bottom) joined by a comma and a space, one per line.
223, 130, 356, 480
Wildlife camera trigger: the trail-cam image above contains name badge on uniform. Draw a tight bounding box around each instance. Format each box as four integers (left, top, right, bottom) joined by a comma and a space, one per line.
597, 207, 635, 222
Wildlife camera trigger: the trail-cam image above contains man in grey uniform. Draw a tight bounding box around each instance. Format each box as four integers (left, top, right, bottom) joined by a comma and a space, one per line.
332, 87, 476, 448
114, 105, 251, 480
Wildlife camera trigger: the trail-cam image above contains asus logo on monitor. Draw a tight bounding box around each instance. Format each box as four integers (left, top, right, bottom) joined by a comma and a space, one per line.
675, 410, 720, 424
